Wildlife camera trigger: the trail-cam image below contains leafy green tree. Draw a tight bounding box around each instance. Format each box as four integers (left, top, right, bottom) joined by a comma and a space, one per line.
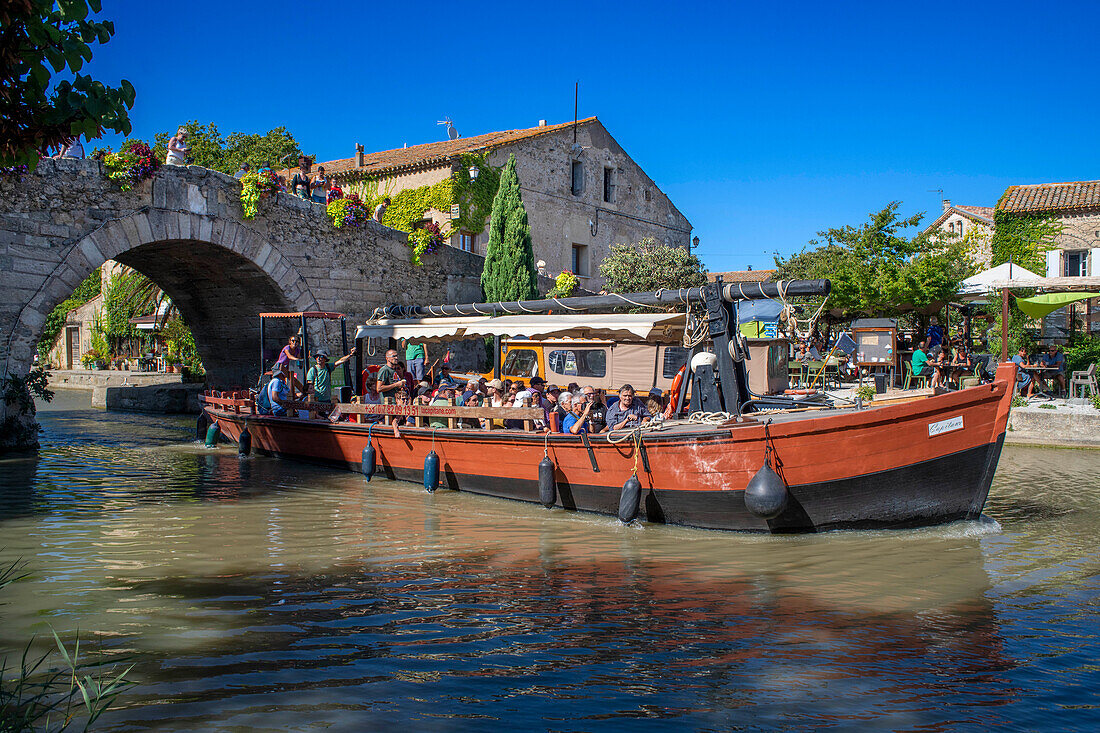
599, 237, 707, 293
152, 121, 302, 175
774, 202, 973, 319
1, 0, 135, 168
481, 154, 537, 302
36, 268, 101, 364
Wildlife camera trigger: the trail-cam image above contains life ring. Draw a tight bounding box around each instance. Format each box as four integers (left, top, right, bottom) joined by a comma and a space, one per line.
664, 365, 687, 418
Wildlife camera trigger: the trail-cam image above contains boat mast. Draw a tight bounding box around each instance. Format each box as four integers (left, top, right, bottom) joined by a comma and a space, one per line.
379, 280, 830, 319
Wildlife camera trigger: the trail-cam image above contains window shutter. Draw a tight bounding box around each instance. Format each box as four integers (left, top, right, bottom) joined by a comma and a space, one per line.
1046, 249, 1061, 278
1091, 248, 1100, 276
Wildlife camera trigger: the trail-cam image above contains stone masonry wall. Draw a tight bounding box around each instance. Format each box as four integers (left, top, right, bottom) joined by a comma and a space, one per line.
0, 158, 486, 443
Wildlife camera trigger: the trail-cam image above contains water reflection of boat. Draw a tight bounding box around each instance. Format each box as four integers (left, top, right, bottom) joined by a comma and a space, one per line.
202, 280, 1015, 533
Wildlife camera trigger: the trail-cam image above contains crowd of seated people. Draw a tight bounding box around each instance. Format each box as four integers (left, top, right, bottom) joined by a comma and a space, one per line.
260, 338, 676, 433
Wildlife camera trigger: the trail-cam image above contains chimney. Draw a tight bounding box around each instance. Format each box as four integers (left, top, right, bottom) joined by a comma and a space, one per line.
538, 119, 547, 127
942, 198, 951, 212
355, 143, 364, 167
747, 264, 753, 271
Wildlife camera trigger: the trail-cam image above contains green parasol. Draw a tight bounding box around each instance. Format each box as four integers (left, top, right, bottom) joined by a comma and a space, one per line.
1014, 292, 1100, 319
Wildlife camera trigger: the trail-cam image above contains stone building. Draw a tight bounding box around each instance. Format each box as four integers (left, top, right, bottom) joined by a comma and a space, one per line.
998, 180, 1100, 335
312, 117, 693, 291
921, 200, 995, 265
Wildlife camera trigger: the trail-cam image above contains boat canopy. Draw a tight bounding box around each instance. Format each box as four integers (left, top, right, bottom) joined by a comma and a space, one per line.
354, 313, 686, 343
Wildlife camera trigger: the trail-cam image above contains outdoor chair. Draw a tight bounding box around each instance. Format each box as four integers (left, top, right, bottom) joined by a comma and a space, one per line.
958, 363, 982, 390
903, 361, 929, 390
1070, 363, 1097, 399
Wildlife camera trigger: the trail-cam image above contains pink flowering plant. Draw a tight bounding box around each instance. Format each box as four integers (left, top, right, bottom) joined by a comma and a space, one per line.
326, 192, 370, 229
103, 141, 159, 191
407, 221, 446, 266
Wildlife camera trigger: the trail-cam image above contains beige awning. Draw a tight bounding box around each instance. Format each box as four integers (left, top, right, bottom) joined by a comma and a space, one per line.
354, 313, 685, 342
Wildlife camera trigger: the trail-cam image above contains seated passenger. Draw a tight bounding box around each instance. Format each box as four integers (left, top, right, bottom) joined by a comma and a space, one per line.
603, 384, 651, 432
429, 381, 458, 428
562, 391, 593, 434
267, 366, 291, 417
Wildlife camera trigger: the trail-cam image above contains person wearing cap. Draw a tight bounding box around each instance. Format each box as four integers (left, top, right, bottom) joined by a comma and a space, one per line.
485, 379, 506, 407
524, 376, 551, 430
267, 364, 292, 417
429, 381, 458, 429
306, 347, 358, 404
645, 387, 665, 417
461, 379, 480, 405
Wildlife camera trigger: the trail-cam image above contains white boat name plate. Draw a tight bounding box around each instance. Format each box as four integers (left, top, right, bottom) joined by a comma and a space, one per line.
928, 416, 964, 437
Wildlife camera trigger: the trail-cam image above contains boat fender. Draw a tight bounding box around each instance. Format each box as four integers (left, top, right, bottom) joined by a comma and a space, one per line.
423, 450, 440, 492
237, 424, 251, 456
196, 411, 209, 441
538, 456, 557, 508
361, 426, 376, 481
204, 423, 220, 448
618, 475, 642, 523
744, 463, 788, 520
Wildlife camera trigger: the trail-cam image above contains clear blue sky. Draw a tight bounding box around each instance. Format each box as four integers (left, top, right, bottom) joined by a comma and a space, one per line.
88, 0, 1100, 272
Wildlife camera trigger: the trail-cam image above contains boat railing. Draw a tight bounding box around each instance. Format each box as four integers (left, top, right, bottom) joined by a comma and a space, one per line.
200, 390, 545, 430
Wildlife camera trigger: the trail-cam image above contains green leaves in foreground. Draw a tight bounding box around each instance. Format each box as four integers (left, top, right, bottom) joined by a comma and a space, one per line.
1, 0, 135, 168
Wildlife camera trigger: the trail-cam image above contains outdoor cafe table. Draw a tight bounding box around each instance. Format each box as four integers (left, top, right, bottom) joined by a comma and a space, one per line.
1019, 364, 1061, 400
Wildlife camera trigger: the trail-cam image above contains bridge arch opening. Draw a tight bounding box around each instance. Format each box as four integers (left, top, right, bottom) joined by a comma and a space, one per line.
112, 239, 302, 386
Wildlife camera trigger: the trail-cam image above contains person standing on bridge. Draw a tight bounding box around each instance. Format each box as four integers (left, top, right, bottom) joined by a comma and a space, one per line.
166, 127, 189, 166
311, 166, 328, 203
291, 156, 313, 200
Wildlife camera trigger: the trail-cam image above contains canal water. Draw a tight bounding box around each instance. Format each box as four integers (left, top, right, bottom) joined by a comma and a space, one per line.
1, 390, 1098, 731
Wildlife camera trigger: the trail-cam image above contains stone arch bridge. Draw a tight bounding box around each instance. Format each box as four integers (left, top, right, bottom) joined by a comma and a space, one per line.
1, 158, 483, 396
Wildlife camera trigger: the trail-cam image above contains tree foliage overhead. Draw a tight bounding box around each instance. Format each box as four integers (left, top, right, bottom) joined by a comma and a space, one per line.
1, 0, 135, 167
773, 202, 974, 318
152, 121, 302, 175
481, 154, 538, 302
599, 237, 707, 293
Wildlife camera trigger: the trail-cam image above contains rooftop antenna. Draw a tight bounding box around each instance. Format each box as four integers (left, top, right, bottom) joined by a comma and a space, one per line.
573, 81, 578, 144
928, 188, 944, 202
437, 117, 460, 140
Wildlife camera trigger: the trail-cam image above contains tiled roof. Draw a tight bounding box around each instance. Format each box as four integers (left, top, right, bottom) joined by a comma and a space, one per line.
309, 118, 599, 179
707, 270, 775, 283
998, 180, 1100, 214
954, 205, 994, 223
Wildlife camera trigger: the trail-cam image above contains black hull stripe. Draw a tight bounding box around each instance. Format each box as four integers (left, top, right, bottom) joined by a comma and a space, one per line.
253, 437, 1004, 533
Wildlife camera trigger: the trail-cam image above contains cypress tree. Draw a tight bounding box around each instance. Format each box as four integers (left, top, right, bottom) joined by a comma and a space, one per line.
480, 154, 538, 302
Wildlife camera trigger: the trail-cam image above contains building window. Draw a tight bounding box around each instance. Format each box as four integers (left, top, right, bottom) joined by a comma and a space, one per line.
458, 232, 475, 253
958, 220, 965, 236
1064, 250, 1088, 277
571, 243, 588, 276
603, 167, 615, 203
571, 160, 584, 196
644, 189, 651, 202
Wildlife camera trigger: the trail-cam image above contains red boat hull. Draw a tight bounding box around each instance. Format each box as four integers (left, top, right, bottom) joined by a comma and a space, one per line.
203, 365, 1015, 533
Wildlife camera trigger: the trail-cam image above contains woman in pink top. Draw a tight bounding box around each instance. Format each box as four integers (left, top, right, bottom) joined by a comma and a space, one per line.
275, 335, 302, 368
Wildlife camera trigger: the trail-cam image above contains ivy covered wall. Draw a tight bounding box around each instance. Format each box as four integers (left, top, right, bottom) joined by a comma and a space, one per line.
343, 154, 502, 245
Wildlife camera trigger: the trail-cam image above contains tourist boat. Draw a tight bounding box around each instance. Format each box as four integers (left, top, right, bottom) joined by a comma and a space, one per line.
199, 279, 1016, 533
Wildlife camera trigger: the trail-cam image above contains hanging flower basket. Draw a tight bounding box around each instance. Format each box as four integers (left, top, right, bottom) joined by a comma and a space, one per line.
240, 170, 280, 219
326, 193, 370, 229
407, 222, 446, 267
102, 142, 158, 191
